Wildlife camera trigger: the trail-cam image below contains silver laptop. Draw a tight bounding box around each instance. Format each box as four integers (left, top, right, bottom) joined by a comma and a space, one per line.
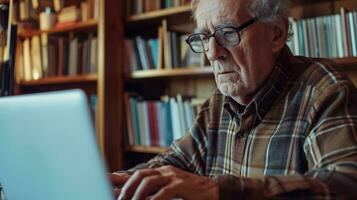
0, 90, 113, 200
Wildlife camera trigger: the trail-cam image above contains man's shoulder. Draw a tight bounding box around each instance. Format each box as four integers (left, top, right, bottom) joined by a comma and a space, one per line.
290, 56, 354, 93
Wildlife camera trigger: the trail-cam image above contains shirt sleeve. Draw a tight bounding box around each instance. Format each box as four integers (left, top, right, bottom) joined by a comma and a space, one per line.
125, 99, 211, 175
213, 82, 357, 199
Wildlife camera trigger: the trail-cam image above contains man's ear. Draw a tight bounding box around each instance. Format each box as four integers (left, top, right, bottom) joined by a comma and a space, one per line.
271, 18, 289, 53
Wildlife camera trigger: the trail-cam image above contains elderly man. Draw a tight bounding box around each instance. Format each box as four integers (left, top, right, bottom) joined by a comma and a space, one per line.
111, 0, 357, 199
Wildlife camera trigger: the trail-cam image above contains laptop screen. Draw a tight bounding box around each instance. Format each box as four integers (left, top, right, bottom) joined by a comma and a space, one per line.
0, 90, 113, 200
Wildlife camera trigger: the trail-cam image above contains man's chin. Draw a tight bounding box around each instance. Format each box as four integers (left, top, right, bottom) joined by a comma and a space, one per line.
218, 86, 240, 97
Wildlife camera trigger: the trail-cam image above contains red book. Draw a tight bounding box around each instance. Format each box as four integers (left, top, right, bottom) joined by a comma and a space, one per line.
148, 101, 159, 146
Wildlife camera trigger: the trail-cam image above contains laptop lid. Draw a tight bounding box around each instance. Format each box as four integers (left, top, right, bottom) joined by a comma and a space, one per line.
0, 89, 113, 200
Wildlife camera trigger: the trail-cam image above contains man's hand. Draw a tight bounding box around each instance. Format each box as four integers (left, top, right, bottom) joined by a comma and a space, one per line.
109, 172, 131, 198
118, 165, 219, 200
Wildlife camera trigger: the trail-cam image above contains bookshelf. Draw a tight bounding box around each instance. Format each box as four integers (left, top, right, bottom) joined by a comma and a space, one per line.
117, 0, 357, 169
18, 74, 97, 86
126, 146, 167, 154
127, 67, 213, 79
18, 20, 98, 38
10, 0, 126, 171
126, 4, 191, 22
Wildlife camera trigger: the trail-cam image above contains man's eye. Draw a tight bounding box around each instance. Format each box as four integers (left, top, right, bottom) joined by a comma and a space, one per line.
222, 30, 236, 37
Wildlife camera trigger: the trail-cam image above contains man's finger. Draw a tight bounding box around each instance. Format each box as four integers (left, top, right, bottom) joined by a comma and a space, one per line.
119, 169, 161, 200
132, 175, 171, 200
108, 173, 130, 185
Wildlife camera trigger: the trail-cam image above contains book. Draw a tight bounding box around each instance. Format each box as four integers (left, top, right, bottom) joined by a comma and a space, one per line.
57, 9, 81, 23
162, 19, 173, 69
14, 39, 24, 83
53, 0, 64, 12
124, 93, 135, 146
40, 34, 49, 77
148, 101, 160, 146
22, 38, 32, 81
81, 2, 88, 22
340, 7, 351, 57
170, 97, 182, 140
68, 37, 78, 75
90, 36, 98, 73
30, 35, 43, 80
349, 12, 357, 57
157, 26, 164, 69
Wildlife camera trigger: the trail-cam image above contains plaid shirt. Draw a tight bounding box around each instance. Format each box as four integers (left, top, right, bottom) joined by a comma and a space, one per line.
128, 47, 357, 199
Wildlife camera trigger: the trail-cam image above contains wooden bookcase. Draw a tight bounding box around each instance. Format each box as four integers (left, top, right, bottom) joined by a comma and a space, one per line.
118, 0, 357, 169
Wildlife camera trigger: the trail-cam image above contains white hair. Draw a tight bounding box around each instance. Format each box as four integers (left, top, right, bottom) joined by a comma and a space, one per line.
247, 0, 291, 23
191, 0, 291, 24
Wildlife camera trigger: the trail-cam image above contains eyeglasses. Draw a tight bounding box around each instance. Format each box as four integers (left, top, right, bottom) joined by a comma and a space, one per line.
186, 18, 257, 53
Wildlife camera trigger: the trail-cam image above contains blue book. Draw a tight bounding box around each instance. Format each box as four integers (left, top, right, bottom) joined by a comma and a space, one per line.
184, 100, 194, 131
148, 38, 159, 69
349, 12, 357, 57
137, 100, 147, 146
297, 21, 306, 56
156, 101, 166, 147
170, 97, 182, 140
165, 0, 173, 8
164, 98, 173, 146
142, 101, 151, 146
130, 97, 141, 145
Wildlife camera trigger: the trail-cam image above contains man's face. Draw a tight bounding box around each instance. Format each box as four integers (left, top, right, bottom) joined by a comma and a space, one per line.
195, 0, 276, 104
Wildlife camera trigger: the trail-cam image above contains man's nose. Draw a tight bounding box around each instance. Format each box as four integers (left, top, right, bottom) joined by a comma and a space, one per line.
205, 37, 227, 61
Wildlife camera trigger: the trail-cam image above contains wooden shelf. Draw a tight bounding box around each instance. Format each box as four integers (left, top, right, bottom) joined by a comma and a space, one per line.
128, 67, 213, 79
127, 4, 191, 22
125, 57, 356, 80
19, 74, 98, 86
18, 20, 98, 38
126, 146, 168, 154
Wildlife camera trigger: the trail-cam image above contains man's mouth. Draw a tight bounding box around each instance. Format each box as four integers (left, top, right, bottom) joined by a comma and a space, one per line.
218, 71, 235, 75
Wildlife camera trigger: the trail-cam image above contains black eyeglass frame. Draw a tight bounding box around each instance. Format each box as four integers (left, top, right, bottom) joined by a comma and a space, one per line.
186, 18, 258, 53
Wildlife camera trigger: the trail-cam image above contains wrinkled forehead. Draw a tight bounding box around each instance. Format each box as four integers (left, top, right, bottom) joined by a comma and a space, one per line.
195, 0, 251, 30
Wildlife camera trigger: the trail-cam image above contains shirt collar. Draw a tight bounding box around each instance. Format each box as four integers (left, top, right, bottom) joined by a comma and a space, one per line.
223, 46, 294, 120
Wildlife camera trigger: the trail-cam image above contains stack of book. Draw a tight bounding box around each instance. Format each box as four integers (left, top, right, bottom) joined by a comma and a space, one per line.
124, 93, 205, 147
288, 7, 357, 58
128, 0, 191, 15
16, 33, 98, 81
56, 6, 80, 28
